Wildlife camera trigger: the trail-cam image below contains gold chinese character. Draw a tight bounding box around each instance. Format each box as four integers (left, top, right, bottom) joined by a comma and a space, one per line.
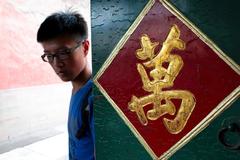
128, 25, 196, 134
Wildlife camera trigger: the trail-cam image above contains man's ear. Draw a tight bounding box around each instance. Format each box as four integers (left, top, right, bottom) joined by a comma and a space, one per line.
82, 40, 89, 56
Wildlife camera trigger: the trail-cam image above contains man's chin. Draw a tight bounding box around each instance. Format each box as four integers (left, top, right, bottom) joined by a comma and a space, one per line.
58, 75, 71, 82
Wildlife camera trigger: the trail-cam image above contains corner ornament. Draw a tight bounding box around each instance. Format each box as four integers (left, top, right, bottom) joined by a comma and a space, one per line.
128, 25, 196, 134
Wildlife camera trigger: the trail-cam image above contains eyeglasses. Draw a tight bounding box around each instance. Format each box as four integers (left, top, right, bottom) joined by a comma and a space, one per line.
41, 42, 81, 63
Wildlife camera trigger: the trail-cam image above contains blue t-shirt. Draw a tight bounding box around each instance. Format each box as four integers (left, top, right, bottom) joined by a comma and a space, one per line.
68, 79, 95, 160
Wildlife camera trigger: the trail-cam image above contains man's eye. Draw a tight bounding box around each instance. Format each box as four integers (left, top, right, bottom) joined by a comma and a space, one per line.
46, 55, 53, 58
46, 55, 53, 60
57, 50, 71, 54
57, 52, 69, 55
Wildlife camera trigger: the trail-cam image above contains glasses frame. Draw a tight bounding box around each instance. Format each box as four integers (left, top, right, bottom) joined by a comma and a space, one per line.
41, 41, 83, 63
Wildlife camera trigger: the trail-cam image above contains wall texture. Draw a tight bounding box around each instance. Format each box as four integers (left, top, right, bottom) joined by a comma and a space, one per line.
92, 0, 240, 159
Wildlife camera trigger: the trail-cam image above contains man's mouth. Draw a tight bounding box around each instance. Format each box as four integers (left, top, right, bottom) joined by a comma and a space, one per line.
56, 71, 65, 75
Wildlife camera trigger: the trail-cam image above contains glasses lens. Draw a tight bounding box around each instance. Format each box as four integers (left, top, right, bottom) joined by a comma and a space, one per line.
42, 43, 80, 63
57, 52, 70, 60
46, 55, 54, 62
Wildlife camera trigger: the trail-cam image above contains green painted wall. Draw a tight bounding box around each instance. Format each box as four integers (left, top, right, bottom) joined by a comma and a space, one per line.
92, 1, 151, 159
170, 0, 240, 159
92, 0, 240, 159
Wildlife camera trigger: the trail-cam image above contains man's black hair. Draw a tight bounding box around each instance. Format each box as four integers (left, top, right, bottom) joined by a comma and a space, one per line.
37, 11, 88, 42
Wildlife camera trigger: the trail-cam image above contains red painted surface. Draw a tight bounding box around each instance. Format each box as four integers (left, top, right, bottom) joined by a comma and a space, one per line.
98, 1, 240, 158
0, 1, 90, 90
0, 1, 62, 89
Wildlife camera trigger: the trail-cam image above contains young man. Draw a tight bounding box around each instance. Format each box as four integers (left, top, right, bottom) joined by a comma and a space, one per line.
37, 11, 94, 160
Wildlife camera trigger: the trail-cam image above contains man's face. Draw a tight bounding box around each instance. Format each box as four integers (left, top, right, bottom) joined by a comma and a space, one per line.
41, 36, 89, 82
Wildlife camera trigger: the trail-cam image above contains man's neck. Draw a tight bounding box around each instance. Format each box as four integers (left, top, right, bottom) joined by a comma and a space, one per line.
71, 67, 92, 95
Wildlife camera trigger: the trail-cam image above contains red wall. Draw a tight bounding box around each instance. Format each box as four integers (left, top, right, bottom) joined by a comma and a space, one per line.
0, 0, 90, 89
